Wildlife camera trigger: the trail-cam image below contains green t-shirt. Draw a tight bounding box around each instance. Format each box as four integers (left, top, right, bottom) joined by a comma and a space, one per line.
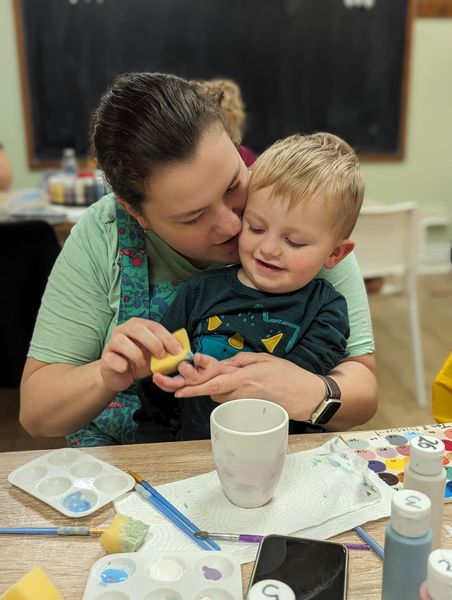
29, 194, 374, 365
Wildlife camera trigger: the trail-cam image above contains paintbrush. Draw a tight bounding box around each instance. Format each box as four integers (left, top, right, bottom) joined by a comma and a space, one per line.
195, 531, 371, 551
0, 526, 103, 536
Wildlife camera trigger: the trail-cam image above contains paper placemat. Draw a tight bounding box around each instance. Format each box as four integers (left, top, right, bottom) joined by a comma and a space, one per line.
115, 438, 393, 564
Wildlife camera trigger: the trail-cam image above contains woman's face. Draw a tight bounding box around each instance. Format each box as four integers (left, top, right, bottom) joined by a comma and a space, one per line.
137, 124, 250, 268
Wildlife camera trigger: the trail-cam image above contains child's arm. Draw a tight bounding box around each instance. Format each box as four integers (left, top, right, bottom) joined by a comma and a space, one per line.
152, 352, 238, 392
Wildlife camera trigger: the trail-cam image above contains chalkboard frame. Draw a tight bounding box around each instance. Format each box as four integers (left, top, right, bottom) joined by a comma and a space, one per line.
13, 0, 415, 169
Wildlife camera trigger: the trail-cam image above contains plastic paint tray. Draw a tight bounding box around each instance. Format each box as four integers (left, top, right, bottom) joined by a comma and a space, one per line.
82, 550, 243, 600
8, 448, 135, 517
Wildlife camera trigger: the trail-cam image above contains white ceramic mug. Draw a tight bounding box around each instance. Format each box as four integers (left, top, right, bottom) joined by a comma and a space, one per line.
210, 398, 289, 509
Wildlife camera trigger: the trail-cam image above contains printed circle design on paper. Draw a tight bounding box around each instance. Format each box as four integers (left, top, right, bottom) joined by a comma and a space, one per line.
376, 447, 398, 459
385, 434, 408, 446
446, 481, 452, 499
443, 440, 452, 452
396, 444, 411, 457
403, 431, 421, 441
384, 458, 407, 472
443, 456, 450, 466
345, 438, 369, 450
397, 472, 404, 483
378, 472, 400, 486
445, 466, 452, 480
144, 589, 182, 600
444, 429, 452, 440
368, 460, 386, 474
355, 449, 376, 461
62, 489, 97, 512
147, 557, 185, 582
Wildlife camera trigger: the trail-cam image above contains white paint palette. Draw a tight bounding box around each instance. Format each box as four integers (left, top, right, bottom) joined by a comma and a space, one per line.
8, 448, 134, 517
82, 551, 243, 600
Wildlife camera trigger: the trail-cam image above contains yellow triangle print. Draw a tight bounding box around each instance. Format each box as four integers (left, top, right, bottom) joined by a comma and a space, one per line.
261, 332, 283, 353
207, 315, 222, 331
228, 333, 244, 349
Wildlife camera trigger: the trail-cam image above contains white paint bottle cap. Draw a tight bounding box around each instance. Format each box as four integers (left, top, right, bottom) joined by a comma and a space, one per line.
409, 435, 445, 476
427, 549, 452, 599
391, 489, 431, 538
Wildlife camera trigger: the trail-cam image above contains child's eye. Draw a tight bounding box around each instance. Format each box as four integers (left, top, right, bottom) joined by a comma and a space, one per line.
286, 238, 305, 248
248, 224, 264, 234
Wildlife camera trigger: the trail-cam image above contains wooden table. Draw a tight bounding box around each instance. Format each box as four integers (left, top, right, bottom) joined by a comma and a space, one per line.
0, 433, 450, 598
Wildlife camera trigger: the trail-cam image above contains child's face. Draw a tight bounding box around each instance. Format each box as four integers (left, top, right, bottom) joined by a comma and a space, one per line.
238, 186, 340, 294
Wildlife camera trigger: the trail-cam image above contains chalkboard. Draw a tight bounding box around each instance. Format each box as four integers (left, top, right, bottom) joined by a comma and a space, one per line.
14, 0, 413, 167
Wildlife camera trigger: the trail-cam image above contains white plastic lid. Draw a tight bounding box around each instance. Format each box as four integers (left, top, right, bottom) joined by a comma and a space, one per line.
427, 549, 452, 599
390, 489, 431, 537
409, 435, 445, 475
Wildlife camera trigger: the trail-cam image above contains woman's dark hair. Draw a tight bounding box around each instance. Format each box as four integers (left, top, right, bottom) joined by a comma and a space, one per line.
90, 72, 224, 209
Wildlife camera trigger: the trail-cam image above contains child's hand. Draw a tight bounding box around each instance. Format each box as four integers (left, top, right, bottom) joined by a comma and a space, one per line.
152, 353, 237, 393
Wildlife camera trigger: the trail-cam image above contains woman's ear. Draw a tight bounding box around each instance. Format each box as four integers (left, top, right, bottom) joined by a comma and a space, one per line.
117, 198, 151, 231
323, 239, 355, 270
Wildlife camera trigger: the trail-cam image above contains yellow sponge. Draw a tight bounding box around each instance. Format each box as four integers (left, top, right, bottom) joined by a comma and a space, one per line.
0, 567, 63, 600
150, 327, 193, 375
99, 514, 149, 554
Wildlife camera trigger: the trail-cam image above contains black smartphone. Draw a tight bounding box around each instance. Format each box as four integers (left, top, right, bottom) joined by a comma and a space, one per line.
247, 535, 348, 599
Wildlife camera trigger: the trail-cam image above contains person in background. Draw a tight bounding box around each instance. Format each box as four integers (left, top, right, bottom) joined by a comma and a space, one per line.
20, 72, 376, 447
139, 132, 361, 439
193, 78, 257, 167
0, 144, 13, 192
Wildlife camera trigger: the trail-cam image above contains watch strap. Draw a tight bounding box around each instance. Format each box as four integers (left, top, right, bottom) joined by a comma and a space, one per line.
318, 375, 341, 400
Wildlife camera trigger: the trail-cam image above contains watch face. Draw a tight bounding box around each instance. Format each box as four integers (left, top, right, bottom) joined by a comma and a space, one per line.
313, 400, 341, 425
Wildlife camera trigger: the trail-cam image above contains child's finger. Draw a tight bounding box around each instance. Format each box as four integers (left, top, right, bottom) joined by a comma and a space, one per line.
152, 373, 185, 392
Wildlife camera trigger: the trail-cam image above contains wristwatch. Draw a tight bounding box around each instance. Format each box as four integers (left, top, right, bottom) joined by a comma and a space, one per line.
310, 375, 342, 425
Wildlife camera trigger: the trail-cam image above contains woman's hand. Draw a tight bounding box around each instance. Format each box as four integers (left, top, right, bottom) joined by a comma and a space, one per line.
99, 318, 183, 392
169, 352, 378, 429
153, 352, 238, 392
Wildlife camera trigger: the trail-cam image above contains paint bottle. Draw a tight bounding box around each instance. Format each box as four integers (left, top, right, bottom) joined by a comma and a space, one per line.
404, 434, 446, 549
419, 549, 452, 599
382, 489, 432, 600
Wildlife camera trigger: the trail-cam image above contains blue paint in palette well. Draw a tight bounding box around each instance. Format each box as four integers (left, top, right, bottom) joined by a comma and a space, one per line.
100, 568, 129, 584
62, 490, 92, 512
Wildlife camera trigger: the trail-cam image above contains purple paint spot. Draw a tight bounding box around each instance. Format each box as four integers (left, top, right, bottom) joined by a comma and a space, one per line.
202, 565, 222, 581
378, 472, 400, 486
368, 460, 386, 473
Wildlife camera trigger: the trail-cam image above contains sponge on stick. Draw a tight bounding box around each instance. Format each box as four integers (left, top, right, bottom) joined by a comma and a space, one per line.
99, 514, 149, 554
150, 327, 193, 375
0, 567, 63, 600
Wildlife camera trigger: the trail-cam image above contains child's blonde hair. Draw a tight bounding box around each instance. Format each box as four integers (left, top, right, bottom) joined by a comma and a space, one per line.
250, 132, 364, 239
192, 78, 246, 145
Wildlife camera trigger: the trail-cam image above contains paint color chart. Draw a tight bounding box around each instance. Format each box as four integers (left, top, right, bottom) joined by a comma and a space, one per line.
341, 423, 452, 501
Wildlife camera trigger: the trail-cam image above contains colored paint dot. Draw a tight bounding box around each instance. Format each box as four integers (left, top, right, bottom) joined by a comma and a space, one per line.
368, 460, 386, 473
445, 466, 452, 479
396, 444, 411, 456
62, 491, 92, 512
202, 565, 222, 581
443, 456, 450, 466
378, 472, 400, 486
404, 431, 421, 441
347, 438, 369, 450
376, 447, 398, 459
384, 458, 407, 471
444, 429, 452, 440
397, 472, 404, 483
443, 440, 452, 451
446, 481, 452, 498
355, 449, 376, 461
100, 568, 129, 584
385, 434, 408, 445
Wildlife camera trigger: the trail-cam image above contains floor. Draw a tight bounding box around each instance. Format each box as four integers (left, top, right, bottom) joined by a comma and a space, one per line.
1, 273, 451, 452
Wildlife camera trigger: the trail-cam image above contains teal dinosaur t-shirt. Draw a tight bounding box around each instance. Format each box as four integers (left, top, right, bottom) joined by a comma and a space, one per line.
29, 194, 374, 365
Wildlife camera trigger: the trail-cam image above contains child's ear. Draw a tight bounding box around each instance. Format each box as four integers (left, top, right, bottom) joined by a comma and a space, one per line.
117, 198, 151, 231
323, 239, 355, 270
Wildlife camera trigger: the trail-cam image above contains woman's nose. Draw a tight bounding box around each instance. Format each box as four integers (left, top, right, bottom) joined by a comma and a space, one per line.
214, 205, 242, 237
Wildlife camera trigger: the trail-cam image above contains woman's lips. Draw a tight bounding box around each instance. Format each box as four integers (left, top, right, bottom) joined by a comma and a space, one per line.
216, 234, 239, 247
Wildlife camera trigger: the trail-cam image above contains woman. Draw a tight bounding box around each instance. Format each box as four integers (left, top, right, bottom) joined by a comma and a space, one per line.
20, 72, 377, 446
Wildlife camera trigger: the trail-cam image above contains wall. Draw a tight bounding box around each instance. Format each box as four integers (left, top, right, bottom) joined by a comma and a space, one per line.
1, 2, 451, 226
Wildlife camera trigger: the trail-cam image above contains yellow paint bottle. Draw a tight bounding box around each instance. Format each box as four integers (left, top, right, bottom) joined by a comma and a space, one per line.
432, 353, 452, 424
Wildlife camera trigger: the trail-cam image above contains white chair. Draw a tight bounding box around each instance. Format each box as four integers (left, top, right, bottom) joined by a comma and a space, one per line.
352, 202, 427, 407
